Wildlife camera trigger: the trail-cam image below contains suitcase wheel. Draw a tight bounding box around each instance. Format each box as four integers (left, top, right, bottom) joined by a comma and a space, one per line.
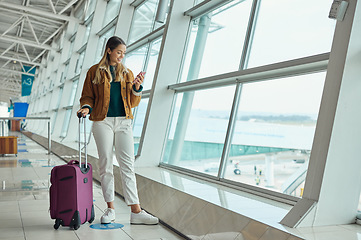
74, 224, 80, 230
54, 219, 62, 230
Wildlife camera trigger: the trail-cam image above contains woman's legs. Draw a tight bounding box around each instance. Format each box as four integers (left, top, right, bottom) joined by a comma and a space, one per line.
92, 118, 117, 223
113, 118, 140, 208
113, 118, 158, 224
92, 119, 116, 203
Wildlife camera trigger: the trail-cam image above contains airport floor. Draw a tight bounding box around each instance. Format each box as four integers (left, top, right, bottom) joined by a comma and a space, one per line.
0, 132, 184, 240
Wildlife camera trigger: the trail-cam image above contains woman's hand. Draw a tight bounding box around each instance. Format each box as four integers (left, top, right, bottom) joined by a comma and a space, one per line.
77, 108, 89, 118
133, 72, 144, 90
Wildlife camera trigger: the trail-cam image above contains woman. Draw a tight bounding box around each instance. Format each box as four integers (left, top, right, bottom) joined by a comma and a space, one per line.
77, 36, 158, 225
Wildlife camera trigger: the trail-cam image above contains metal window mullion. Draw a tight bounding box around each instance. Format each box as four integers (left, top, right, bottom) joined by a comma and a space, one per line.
168, 52, 329, 93
126, 26, 165, 53
184, 0, 234, 19
133, 41, 153, 156
143, 42, 153, 72
96, 17, 117, 36
130, 0, 147, 8
239, 0, 261, 70
217, 82, 242, 179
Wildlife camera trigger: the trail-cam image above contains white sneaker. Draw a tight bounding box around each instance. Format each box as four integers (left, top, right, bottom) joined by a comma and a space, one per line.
130, 210, 159, 225
101, 208, 115, 224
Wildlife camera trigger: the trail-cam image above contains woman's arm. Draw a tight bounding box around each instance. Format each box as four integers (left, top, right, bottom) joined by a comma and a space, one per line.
78, 68, 96, 116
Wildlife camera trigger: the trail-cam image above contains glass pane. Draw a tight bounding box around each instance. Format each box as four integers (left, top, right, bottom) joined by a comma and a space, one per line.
163, 86, 235, 176
51, 111, 58, 133
124, 44, 149, 80
79, 117, 93, 144
55, 87, 63, 110
224, 72, 326, 196
102, 0, 122, 26
247, 0, 335, 68
68, 39, 75, 59
128, 0, 159, 44
133, 98, 149, 153
83, 22, 92, 45
60, 109, 72, 138
180, 0, 252, 83
62, 63, 69, 82
143, 38, 161, 91
75, 51, 85, 74
95, 27, 116, 63
69, 80, 79, 106
85, 0, 96, 20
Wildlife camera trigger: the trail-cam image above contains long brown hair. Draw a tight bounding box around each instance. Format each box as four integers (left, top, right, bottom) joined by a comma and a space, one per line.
92, 36, 127, 84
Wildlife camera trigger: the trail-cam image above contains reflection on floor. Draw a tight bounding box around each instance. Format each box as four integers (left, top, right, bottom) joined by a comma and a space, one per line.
0, 132, 184, 240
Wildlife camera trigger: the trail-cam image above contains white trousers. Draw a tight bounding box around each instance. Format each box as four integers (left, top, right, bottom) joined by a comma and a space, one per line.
92, 117, 139, 205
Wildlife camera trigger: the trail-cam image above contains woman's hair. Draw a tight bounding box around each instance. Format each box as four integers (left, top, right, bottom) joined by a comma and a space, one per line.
93, 36, 127, 84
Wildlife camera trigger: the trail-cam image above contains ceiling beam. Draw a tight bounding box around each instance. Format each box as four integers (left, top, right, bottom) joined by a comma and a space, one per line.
0, 51, 36, 63
0, 55, 43, 67
0, 68, 36, 77
1, 7, 64, 26
0, 2, 80, 22
47, 0, 57, 14
1, 16, 24, 37
0, 87, 21, 92
0, 78, 22, 83
2, 81, 22, 87
59, 0, 80, 14
0, 35, 55, 51
1, 43, 16, 56
25, 16, 40, 44
42, 24, 65, 45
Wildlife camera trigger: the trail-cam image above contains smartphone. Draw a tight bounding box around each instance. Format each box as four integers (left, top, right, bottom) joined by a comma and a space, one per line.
134, 71, 146, 83
138, 71, 146, 77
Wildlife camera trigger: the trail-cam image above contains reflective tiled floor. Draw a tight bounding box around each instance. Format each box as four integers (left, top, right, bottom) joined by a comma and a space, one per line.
0, 132, 184, 240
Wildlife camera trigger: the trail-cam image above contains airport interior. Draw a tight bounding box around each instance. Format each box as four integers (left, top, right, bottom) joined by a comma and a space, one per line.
0, 0, 361, 239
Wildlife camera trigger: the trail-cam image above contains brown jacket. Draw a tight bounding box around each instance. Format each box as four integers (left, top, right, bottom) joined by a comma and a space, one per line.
79, 64, 142, 121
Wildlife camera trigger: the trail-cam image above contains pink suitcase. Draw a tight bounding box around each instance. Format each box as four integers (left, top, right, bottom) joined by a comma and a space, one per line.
49, 115, 95, 230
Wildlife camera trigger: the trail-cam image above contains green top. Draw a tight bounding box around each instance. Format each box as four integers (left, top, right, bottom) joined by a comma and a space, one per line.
106, 65, 144, 117
107, 65, 126, 117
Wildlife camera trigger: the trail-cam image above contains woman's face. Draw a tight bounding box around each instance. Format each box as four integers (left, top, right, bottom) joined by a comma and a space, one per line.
107, 44, 126, 66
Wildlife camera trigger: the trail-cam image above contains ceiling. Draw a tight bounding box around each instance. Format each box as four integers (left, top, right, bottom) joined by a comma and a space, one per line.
0, 0, 84, 103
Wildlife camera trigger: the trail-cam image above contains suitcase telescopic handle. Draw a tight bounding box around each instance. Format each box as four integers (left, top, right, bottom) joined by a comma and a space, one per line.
77, 113, 87, 168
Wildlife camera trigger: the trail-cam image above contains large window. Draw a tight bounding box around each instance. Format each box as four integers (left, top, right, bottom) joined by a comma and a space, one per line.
128, 0, 160, 44
161, 0, 335, 198
181, 0, 253, 82
143, 38, 161, 90
224, 72, 325, 196
246, 0, 335, 68
163, 86, 235, 175
124, 38, 162, 91
84, 0, 96, 20
83, 21, 93, 45
75, 51, 85, 75
133, 98, 149, 153
124, 45, 149, 80
60, 109, 72, 138
95, 26, 116, 63
102, 0, 122, 26
61, 62, 69, 83
68, 80, 79, 106
67, 36, 75, 59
